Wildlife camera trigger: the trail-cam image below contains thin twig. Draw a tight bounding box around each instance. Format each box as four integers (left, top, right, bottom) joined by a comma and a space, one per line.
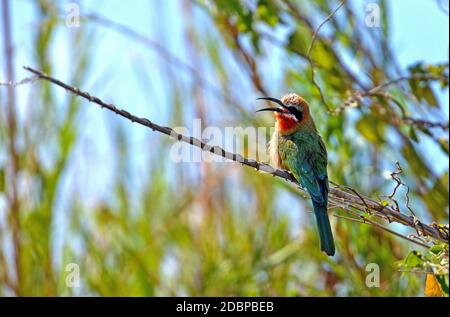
386, 161, 416, 217
305, 0, 346, 110
331, 74, 449, 131
305, 0, 346, 58
335, 211, 430, 249
333, 214, 365, 224
365, 73, 447, 96
0, 75, 38, 87
403, 116, 449, 131
328, 179, 447, 242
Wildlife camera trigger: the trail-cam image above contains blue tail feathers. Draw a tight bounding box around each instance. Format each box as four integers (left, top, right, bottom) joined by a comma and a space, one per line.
312, 201, 335, 256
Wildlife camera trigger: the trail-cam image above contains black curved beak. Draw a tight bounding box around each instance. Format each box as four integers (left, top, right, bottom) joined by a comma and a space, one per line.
256, 107, 284, 113
256, 97, 290, 114
256, 96, 304, 122
257, 97, 289, 110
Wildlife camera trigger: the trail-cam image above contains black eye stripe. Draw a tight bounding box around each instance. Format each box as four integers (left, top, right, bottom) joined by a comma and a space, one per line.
288, 106, 303, 121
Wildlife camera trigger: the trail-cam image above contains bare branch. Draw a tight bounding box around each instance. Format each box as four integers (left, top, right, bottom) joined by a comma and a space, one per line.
403, 116, 449, 131
331, 73, 449, 131
328, 180, 447, 243
22, 66, 450, 244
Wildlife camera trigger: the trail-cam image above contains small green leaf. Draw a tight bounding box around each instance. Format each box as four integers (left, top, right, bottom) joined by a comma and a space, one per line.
408, 126, 419, 143
430, 244, 443, 255
403, 251, 424, 269
422, 86, 438, 107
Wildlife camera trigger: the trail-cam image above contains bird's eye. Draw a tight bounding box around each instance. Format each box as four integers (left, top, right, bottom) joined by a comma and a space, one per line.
288, 106, 303, 121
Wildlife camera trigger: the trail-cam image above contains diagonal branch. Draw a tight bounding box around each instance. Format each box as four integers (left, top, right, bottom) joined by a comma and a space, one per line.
22, 66, 449, 244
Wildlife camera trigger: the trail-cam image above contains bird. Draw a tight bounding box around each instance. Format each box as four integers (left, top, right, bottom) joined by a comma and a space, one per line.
257, 93, 335, 256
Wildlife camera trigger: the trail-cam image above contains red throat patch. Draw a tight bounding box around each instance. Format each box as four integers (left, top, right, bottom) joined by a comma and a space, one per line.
275, 113, 298, 133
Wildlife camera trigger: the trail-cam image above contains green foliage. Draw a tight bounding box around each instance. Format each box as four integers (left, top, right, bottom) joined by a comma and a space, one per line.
396, 243, 449, 296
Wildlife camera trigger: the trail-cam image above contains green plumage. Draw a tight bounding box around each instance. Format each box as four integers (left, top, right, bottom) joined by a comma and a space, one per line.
277, 128, 335, 256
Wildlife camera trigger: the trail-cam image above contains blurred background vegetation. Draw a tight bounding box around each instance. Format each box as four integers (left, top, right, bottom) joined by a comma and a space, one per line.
0, 0, 448, 296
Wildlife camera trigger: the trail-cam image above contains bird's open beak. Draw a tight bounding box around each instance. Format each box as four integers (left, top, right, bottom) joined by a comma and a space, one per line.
256, 97, 289, 114
256, 107, 284, 113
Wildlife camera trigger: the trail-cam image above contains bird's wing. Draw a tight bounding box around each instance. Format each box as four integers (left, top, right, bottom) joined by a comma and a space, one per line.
281, 137, 328, 206
299, 150, 328, 206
